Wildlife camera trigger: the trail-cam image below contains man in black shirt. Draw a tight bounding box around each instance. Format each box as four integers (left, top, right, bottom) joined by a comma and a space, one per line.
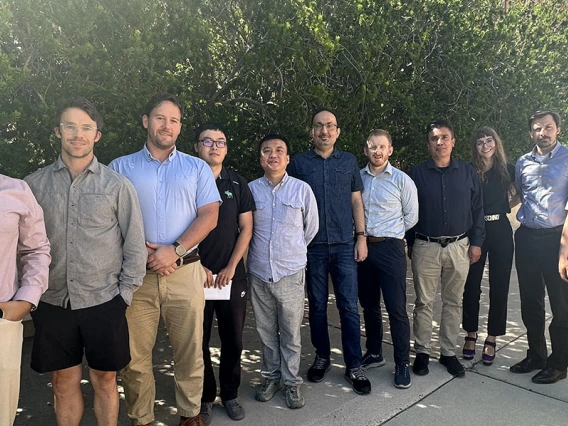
194, 123, 255, 424
407, 119, 484, 378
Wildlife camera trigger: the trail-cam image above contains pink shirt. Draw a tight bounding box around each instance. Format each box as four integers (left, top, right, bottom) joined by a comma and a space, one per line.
0, 174, 50, 306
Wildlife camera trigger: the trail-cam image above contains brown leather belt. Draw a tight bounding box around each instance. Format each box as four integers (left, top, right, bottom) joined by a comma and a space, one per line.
176, 248, 200, 267
367, 236, 391, 243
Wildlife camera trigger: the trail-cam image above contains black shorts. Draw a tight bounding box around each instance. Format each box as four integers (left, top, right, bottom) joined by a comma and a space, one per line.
30, 295, 130, 373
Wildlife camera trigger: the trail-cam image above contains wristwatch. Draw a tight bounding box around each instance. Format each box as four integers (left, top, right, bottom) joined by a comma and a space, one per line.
173, 241, 187, 257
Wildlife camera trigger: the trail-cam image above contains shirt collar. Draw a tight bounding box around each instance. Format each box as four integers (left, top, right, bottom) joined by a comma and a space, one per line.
426, 157, 458, 171
262, 172, 289, 188
309, 146, 341, 159
363, 161, 392, 177
53, 155, 100, 174
531, 141, 561, 159
218, 167, 229, 180
143, 144, 178, 162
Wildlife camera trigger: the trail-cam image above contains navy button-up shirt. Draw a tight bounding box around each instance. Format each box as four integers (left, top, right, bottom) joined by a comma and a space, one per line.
406, 158, 485, 247
288, 147, 364, 244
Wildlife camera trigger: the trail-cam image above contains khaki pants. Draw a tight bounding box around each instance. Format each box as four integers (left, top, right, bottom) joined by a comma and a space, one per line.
411, 238, 470, 356
121, 263, 206, 425
0, 319, 23, 426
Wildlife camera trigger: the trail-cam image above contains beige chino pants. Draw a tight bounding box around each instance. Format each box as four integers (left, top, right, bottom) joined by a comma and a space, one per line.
0, 318, 23, 426
411, 237, 470, 357
121, 262, 206, 425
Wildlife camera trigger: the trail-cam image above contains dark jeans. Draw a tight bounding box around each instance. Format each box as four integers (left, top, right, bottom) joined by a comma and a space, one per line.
462, 216, 513, 336
357, 238, 410, 365
307, 242, 362, 369
202, 278, 248, 402
515, 225, 568, 370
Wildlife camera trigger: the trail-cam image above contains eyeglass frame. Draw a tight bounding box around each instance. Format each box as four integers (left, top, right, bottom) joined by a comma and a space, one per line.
199, 138, 227, 148
59, 122, 98, 135
312, 122, 338, 132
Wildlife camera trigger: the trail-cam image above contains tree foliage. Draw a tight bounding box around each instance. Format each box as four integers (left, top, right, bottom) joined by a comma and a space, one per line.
0, 0, 566, 179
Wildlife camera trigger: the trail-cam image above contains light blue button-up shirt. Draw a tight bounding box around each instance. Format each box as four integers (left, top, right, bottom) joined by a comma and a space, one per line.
516, 142, 568, 229
360, 162, 419, 239
109, 145, 220, 247
247, 174, 319, 283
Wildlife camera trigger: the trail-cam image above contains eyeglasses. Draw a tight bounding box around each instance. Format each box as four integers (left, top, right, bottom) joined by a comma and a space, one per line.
199, 138, 227, 148
60, 123, 98, 135
475, 137, 495, 147
312, 123, 338, 132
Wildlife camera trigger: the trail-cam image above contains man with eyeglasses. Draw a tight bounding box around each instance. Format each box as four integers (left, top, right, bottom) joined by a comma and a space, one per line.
515, 111, 568, 384
193, 123, 255, 424
357, 129, 418, 389
406, 119, 484, 378
24, 97, 147, 425
110, 93, 220, 426
288, 108, 371, 395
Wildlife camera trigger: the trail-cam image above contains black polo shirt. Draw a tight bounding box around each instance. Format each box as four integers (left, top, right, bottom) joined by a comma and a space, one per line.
482, 163, 515, 215
199, 167, 256, 282
406, 157, 485, 247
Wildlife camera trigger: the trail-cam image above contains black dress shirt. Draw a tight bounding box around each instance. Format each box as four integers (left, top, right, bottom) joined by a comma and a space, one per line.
406, 158, 485, 247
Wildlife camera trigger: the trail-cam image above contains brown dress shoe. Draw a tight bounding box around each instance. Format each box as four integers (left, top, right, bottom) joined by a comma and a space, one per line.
179, 415, 205, 426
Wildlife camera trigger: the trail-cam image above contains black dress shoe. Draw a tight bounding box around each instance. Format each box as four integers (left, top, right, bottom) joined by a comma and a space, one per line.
439, 355, 465, 377
510, 357, 547, 374
531, 367, 567, 384
412, 353, 430, 376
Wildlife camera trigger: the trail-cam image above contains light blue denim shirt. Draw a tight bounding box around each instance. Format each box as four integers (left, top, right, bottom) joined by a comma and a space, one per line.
360, 162, 419, 239
247, 174, 319, 283
516, 142, 568, 229
109, 145, 221, 247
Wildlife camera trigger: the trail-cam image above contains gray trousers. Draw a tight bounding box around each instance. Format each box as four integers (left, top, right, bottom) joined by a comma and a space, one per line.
249, 270, 305, 386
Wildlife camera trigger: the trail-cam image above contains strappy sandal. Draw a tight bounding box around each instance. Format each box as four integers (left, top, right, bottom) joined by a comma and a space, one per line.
462, 334, 477, 360
482, 340, 496, 365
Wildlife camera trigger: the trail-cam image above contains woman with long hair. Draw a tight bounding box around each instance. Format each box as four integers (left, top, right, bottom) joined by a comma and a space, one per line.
462, 127, 519, 365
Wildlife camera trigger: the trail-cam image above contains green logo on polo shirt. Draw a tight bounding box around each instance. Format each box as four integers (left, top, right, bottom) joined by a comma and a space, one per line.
224, 190, 233, 199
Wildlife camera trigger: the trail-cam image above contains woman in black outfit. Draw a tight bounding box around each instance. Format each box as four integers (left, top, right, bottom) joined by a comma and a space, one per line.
462, 127, 519, 365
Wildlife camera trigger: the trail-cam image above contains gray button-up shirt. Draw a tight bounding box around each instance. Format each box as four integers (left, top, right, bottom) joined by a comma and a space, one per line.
247, 174, 319, 283
360, 162, 419, 239
25, 156, 147, 309
516, 142, 568, 229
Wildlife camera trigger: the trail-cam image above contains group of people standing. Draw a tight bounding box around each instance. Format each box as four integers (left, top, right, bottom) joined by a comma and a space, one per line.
1, 93, 568, 426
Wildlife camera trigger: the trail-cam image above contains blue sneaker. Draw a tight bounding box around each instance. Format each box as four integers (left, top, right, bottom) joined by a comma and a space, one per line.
394, 363, 412, 389
360, 352, 386, 370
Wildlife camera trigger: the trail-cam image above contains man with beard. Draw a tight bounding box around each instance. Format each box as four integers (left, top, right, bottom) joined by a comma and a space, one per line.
288, 108, 371, 395
357, 129, 418, 389
513, 110, 568, 384
25, 97, 147, 425
110, 93, 220, 426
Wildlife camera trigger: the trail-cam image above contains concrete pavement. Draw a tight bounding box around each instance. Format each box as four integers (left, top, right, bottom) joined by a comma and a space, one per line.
14, 230, 567, 425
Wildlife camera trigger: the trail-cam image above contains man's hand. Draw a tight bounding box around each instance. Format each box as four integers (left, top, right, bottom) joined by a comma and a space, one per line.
0, 301, 33, 322
203, 266, 215, 288
354, 238, 368, 262
559, 252, 568, 282
468, 245, 482, 264
216, 266, 235, 289
146, 242, 178, 275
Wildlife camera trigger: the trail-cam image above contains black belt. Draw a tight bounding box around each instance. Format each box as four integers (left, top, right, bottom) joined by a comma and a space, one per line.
415, 233, 467, 248
176, 248, 200, 267
367, 236, 395, 243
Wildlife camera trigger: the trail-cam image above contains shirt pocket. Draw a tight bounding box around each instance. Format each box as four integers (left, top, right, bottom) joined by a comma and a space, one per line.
279, 200, 303, 227
79, 194, 115, 229
174, 173, 198, 200
334, 167, 353, 188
